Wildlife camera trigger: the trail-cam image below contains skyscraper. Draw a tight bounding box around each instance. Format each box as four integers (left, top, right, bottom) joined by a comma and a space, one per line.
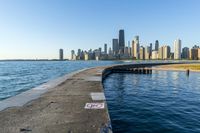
190, 45, 199, 60
124, 47, 129, 57
104, 44, 107, 54
139, 46, 145, 60
158, 47, 163, 59
109, 47, 112, 55
163, 45, 170, 59
131, 40, 135, 58
155, 40, 159, 51
99, 47, 102, 55
145, 46, 150, 60
119, 29, 125, 54
149, 43, 152, 58
77, 49, 81, 57
190, 48, 198, 60
174, 39, 182, 59
59, 49, 64, 60
132, 36, 140, 59
182, 47, 189, 59
71, 50, 76, 60
152, 51, 158, 59
128, 41, 131, 56
112, 39, 119, 55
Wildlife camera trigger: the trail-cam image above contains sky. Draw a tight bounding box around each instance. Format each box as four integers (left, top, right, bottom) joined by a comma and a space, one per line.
0, 0, 200, 59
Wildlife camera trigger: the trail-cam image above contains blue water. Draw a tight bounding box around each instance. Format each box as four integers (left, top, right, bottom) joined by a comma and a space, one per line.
103, 70, 200, 133
0, 60, 122, 100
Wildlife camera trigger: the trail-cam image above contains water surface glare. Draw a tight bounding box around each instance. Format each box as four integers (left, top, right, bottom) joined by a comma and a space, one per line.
103, 70, 200, 133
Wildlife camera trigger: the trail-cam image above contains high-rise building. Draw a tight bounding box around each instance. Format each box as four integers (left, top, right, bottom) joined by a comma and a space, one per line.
158, 47, 163, 59
71, 50, 76, 60
132, 36, 140, 59
152, 51, 158, 59
94, 49, 100, 60
109, 47, 112, 55
88, 49, 94, 60
99, 47, 102, 55
149, 43, 152, 58
104, 44, 107, 54
77, 49, 81, 57
119, 29, 125, 54
124, 47, 129, 57
80, 50, 84, 60
182, 47, 189, 59
163, 45, 170, 59
198, 49, 200, 60
145, 46, 150, 60
131, 40, 135, 58
59, 49, 64, 60
190, 48, 198, 60
155, 40, 159, 51
128, 41, 131, 56
139, 46, 145, 60
189, 45, 199, 60
84, 51, 89, 60
170, 53, 174, 60
174, 39, 182, 59
112, 39, 119, 55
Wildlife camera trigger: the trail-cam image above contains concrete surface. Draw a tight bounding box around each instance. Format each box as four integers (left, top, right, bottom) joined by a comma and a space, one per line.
0, 67, 112, 133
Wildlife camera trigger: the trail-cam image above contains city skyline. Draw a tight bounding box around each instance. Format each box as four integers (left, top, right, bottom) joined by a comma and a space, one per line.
1, 0, 200, 59
70, 29, 200, 61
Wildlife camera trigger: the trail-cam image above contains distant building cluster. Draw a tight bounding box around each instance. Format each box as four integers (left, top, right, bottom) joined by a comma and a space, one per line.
62, 29, 200, 61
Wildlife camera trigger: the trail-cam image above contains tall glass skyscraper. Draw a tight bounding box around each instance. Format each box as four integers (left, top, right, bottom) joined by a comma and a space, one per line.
112, 39, 119, 55
104, 43, 107, 54
150, 43, 152, 57
132, 36, 140, 59
182, 47, 189, 59
155, 40, 159, 51
119, 29, 125, 54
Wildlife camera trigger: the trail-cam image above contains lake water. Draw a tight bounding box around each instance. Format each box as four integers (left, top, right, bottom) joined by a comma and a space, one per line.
0, 60, 123, 100
103, 70, 200, 133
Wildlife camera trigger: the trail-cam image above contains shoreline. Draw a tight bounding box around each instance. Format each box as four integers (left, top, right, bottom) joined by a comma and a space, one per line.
152, 67, 200, 72
152, 64, 200, 72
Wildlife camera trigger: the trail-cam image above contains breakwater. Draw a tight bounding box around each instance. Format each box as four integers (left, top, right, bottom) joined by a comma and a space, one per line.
102, 62, 188, 81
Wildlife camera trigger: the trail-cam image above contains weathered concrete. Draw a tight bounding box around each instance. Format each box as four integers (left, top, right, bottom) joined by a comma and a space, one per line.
0, 69, 88, 111
0, 67, 112, 133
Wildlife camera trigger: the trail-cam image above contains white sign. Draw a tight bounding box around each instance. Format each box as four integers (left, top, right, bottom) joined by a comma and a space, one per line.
84, 103, 105, 109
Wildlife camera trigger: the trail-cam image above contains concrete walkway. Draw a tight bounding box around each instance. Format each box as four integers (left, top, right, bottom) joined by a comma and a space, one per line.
0, 67, 112, 133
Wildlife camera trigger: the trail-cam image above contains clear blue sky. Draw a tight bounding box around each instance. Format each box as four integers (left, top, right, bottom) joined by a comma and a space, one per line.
0, 0, 200, 59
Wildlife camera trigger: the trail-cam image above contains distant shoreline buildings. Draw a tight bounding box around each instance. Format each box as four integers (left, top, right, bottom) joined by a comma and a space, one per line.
62, 29, 200, 61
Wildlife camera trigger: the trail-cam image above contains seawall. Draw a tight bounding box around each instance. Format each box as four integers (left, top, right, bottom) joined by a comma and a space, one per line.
102, 62, 193, 80
0, 67, 112, 133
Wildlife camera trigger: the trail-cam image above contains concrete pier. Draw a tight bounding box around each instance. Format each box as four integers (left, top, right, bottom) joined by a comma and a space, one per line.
0, 67, 112, 133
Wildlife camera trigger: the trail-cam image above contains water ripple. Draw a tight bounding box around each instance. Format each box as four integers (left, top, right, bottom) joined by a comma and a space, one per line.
104, 71, 200, 133
0, 61, 121, 100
